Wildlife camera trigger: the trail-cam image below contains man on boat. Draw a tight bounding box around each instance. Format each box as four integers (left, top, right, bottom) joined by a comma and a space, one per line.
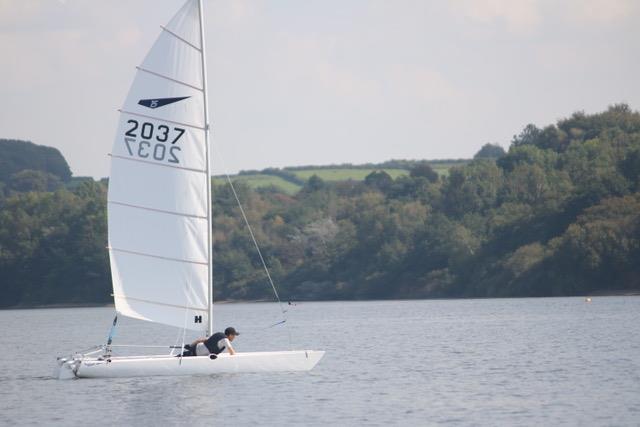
183, 327, 239, 357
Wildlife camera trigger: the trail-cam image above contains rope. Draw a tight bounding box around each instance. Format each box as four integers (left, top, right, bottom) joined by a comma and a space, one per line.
71, 345, 102, 357
179, 281, 192, 363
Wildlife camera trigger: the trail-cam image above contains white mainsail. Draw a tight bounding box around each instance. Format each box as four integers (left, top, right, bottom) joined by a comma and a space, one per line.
107, 0, 211, 331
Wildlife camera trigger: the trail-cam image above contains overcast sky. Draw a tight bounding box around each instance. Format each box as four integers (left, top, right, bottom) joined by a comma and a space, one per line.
1, 0, 639, 178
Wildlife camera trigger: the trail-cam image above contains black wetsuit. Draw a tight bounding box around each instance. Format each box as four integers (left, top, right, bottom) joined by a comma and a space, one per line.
204, 332, 227, 354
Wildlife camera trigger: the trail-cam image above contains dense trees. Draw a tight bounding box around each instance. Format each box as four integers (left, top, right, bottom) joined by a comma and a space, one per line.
8, 170, 63, 192
474, 143, 506, 160
0, 182, 108, 306
409, 162, 439, 183
1, 104, 639, 307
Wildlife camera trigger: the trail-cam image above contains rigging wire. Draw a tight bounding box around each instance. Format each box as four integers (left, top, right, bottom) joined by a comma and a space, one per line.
214, 152, 292, 348
223, 173, 287, 315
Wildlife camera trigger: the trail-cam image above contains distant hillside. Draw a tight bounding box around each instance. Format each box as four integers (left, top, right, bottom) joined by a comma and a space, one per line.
2, 105, 639, 307
214, 160, 468, 194
0, 139, 71, 183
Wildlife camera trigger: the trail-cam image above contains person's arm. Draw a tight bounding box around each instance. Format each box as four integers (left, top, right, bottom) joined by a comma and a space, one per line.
223, 338, 236, 355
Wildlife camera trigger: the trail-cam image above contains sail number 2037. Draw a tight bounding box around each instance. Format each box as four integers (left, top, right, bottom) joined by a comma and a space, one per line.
123, 120, 185, 164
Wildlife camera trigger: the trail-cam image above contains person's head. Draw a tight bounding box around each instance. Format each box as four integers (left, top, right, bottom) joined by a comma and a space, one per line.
224, 326, 239, 341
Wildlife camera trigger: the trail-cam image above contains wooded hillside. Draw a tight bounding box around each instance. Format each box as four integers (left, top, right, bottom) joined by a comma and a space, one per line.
1, 105, 639, 307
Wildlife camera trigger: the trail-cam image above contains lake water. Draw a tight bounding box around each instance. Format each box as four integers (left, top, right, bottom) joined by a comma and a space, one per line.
1, 297, 639, 426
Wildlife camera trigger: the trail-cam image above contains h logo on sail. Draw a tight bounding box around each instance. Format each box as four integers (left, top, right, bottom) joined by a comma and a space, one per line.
194, 315, 202, 324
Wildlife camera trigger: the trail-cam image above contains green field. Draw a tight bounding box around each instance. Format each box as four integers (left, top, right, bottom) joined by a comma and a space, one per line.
290, 168, 409, 181
213, 162, 464, 194
213, 174, 301, 194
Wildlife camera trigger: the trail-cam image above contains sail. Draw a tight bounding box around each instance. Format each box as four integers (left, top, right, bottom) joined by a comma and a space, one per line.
107, 0, 210, 331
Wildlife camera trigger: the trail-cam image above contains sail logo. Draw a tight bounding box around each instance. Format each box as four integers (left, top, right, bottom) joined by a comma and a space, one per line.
138, 96, 190, 109
194, 315, 202, 324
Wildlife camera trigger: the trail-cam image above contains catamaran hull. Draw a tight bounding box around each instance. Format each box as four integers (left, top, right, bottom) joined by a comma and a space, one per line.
55, 350, 324, 379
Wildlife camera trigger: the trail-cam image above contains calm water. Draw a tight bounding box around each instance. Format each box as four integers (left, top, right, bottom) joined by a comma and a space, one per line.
1, 298, 639, 426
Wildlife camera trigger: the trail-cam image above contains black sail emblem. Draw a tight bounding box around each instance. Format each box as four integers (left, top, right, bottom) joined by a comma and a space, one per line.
138, 96, 190, 109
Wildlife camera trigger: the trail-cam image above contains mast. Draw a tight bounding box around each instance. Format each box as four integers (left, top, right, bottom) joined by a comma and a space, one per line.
198, 0, 214, 336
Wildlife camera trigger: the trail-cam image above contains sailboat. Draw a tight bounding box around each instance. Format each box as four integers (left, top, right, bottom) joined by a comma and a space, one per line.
55, 0, 324, 379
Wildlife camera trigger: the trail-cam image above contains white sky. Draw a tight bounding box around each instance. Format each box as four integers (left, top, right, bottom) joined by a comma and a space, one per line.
1, 0, 639, 178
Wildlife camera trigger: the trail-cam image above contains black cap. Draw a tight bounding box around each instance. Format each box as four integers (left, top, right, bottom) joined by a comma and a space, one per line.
224, 327, 239, 336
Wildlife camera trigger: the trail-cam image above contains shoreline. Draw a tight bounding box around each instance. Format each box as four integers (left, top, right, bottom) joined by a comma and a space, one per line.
2, 291, 639, 310
0, 299, 261, 310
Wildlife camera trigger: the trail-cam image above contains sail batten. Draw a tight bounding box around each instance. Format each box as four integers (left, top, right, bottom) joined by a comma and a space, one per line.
108, 0, 209, 331
136, 67, 204, 91
107, 200, 208, 220
113, 294, 208, 312
160, 26, 202, 51
108, 247, 208, 265
109, 154, 207, 174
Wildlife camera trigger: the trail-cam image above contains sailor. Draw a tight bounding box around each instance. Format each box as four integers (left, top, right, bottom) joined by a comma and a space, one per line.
184, 327, 239, 357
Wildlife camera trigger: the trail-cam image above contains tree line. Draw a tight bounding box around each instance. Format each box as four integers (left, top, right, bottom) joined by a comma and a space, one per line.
1, 104, 639, 307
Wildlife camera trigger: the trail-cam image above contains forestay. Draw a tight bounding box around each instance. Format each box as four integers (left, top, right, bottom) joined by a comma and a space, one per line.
108, 0, 210, 331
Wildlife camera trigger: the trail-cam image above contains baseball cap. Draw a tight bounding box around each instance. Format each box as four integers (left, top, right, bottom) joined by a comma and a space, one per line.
224, 327, 240, 336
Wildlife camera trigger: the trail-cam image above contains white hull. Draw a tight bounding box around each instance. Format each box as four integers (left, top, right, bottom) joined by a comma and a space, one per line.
55, 350, 324, 379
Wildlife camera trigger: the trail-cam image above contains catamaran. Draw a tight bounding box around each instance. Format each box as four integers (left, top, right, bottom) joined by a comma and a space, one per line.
55, 0, 324, 379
